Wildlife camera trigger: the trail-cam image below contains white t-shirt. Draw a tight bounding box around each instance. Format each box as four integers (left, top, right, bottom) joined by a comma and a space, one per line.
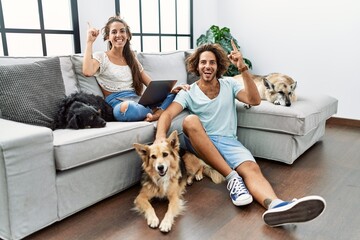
174, 77, 243, 138
92, 51, 144, 93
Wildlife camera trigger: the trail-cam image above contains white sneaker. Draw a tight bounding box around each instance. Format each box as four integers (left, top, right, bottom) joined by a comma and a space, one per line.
262, 195, 326, 227
226, 176, 253, 206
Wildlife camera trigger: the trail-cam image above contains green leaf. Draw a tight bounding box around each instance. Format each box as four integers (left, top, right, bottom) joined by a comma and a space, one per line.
196, 34, 206, 46
219, 39, 232, 53
244, 58, 253, 69
210, 25, 220, 33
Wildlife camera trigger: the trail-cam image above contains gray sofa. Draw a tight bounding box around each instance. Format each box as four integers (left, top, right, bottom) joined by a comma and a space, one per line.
0, 50, 337, 240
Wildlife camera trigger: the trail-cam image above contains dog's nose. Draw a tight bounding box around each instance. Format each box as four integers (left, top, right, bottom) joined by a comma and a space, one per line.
157, 165, 164, 172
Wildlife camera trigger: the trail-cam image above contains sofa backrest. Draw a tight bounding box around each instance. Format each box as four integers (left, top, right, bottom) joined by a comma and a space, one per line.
0, 50, 195, 127
137, 50, 188, 86
0, 49, 195, 98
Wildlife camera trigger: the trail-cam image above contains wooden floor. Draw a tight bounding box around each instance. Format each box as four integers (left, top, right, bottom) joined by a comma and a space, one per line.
25, 123, 360, 240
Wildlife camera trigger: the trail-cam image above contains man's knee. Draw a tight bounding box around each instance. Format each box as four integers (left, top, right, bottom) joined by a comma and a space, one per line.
236, 161, 262, 177
183, 114, 201, 133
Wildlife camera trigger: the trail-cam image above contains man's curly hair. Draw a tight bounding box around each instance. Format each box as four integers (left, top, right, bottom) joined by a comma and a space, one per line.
186, 43, 230, 79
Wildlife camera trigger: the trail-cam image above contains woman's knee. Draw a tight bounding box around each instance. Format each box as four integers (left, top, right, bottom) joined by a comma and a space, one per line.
182, 114, 202, 134
120, 101, 129, 113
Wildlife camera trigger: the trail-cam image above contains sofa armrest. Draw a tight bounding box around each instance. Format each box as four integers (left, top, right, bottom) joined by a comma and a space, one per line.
0, 119, 58, 240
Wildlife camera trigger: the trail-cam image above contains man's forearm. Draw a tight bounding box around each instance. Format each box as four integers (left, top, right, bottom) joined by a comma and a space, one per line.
155, 111, 172, 141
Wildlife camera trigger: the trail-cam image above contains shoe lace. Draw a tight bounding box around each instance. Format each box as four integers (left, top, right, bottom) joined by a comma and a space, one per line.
227, 177, 249, 196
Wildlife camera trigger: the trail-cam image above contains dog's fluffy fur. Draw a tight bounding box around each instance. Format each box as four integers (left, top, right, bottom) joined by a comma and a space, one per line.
52, 92, 114, 130
133, 130, 224, 232
235, 73, 297, 107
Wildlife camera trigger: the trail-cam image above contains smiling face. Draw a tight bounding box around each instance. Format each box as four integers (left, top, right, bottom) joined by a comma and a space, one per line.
107, 21, 128, 49
198, 51, 218, 82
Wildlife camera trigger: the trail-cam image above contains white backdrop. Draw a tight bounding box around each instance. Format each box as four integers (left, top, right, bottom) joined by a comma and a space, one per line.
193, 0, 360, 120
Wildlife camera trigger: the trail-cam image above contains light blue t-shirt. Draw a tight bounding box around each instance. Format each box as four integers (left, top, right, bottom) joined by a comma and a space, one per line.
174, 77, 243, 138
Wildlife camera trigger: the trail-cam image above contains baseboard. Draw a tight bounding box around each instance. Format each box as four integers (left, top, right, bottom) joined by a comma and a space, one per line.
326, 117, 360, 128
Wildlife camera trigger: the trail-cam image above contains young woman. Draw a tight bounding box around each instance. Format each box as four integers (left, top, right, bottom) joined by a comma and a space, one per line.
83, 16, 187, 122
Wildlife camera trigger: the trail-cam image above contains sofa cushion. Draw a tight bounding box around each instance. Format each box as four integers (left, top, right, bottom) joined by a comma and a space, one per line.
70, 55, 104, 97
137, 51, 188, 85
0, 56, 78, 95
236, 94, 338, 136
0, 57, 65, 128
53, 122, 155, 170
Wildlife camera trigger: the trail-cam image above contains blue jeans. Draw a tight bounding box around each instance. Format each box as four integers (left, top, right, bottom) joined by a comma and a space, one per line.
105, 90, 175, 122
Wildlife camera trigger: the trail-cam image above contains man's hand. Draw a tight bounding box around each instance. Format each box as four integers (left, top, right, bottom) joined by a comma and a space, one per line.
153, 137, 166, 144
86, 22, 100, 44
227, 39, 245, 69
171, 84, 190, 94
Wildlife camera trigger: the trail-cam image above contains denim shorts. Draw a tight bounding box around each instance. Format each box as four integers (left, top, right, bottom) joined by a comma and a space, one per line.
184, 134, 256, 169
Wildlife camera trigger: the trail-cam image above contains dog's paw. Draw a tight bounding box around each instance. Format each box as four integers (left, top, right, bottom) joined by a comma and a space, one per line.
195, 172, 203, 181
147, 216, 160, 229
186, 176, 194, 185
274, 100, 281, 105
159, 218, 173, 232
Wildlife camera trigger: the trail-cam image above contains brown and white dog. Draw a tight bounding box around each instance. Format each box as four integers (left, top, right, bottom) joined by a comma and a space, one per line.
133, 130, 224, 232
234, 73, 297, 107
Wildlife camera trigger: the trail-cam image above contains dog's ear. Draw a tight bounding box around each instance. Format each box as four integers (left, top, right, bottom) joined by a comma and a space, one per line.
291, 81, 297, 91
67, 114, 80, 129
167, 130, 180, 151
133, 143, 149, 161
263, 78, 275, 90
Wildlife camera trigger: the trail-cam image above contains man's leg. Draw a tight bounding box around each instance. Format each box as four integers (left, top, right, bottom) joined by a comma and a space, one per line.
183, 115, 326, 226
182, 115, 252, 206
236, 155, 326, 227
182, 115, 232, 176
235, 161, 278, 208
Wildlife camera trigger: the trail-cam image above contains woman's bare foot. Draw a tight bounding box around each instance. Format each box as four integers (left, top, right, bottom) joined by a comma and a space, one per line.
144, 109, 164, 122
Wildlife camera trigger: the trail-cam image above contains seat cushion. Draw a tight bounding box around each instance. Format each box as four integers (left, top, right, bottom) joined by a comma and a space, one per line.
236, 94, 338, 136
53, 122, 155, 170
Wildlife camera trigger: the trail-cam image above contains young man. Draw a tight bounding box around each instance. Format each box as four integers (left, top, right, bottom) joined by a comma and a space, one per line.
154, 42, 326, 227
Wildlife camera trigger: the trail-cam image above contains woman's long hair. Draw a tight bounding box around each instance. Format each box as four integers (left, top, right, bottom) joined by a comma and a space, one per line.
102, 16, 143, 95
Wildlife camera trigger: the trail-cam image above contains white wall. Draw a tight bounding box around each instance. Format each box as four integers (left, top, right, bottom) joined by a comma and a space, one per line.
77, 0, 114, 52
78, 0, 360, 120
205, 0, 360, 120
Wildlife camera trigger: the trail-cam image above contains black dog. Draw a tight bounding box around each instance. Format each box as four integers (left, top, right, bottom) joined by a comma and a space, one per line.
52, 92, 114, 130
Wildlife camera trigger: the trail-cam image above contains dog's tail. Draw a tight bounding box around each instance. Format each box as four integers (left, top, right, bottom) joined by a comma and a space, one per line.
202, 161, 225, 184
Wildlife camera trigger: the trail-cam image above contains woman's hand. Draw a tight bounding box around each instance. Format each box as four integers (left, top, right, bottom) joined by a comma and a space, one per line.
86, 22, 100, 44
171, 84, 190, 94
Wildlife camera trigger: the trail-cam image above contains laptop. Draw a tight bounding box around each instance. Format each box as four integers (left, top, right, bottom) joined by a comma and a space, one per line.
117, 80, 177, 107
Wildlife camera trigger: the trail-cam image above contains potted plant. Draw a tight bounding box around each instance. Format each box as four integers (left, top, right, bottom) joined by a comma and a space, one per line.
196, 25, 252, 76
